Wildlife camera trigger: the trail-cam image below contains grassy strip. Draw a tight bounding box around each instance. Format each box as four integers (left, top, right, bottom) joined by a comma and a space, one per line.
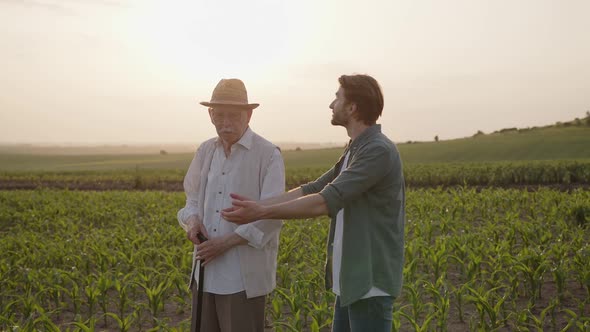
0, 160, 589, 190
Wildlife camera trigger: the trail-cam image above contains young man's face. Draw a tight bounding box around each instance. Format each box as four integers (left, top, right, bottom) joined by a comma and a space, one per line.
329, 87, 353, 127
209, 106, 252, 144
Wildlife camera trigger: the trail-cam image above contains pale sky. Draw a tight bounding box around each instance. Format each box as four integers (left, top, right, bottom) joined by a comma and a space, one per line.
1, 0, 589, 145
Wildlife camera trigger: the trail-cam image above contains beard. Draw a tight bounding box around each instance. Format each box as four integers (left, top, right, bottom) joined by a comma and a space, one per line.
331, 112, 348, 126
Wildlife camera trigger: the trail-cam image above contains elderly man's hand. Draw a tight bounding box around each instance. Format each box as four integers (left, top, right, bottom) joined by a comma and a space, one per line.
196, 233, 247, 266
186, 215, 209, 245
221, 193, 265, 225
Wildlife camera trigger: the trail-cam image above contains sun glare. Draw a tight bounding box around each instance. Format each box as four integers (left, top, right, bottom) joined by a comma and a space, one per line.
127, 1, 292, 78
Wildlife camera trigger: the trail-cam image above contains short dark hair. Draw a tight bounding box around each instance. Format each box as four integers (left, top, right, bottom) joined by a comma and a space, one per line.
338, 74, 384, 125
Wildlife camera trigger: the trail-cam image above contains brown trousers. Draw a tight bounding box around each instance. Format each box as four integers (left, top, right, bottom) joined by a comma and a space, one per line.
191, 285, 266, 332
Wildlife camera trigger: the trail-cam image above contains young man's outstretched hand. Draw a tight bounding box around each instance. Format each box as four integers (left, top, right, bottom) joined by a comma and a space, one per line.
222, 193, 265, 225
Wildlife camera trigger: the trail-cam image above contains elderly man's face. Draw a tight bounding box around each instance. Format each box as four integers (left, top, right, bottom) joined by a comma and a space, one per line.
208, 106, 252, 144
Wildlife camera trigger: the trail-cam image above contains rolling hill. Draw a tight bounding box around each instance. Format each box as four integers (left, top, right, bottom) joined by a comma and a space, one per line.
0, 117, 588, 171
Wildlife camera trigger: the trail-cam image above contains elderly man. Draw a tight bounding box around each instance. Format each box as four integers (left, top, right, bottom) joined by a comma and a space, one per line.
177, 78, 285, 332
223, 74, 405, 332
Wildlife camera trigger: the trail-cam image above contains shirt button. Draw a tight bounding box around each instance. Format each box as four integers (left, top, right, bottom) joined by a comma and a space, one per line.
218, 191, 222, 194
222, 172, 225, 175
216, 210, 219, 213
213, 229, 217, 232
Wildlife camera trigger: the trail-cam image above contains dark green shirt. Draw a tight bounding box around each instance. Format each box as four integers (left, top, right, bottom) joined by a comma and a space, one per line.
301, 124, 405, 306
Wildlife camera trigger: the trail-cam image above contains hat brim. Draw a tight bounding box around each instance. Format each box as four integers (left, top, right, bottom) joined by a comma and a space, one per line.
200, 101, 259, 110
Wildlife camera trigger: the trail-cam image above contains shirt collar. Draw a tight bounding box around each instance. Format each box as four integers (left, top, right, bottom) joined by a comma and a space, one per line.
347, 124, 381, 152
215, 126, 254, 150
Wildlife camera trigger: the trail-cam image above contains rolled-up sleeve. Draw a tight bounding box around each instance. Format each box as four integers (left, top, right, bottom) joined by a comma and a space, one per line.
234, 224, 265, 248
319, 144, 391, 218
234, 148, 285, 249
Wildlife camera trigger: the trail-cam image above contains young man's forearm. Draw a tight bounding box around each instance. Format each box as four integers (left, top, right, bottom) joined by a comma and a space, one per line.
261, 193, 329, 220
260, 187, 304, 206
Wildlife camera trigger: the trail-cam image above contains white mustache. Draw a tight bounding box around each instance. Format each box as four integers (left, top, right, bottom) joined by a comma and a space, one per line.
218, 128, 234, 134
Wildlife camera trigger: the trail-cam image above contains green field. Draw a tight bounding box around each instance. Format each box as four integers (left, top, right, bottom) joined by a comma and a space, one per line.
1, 121, 589, 331
1, 159, 589, 192
1, 189, 588, 331
0, 125, 589, 191
400, 126, 590, 163
1, 125, 588, 172
0, 149, 346, 172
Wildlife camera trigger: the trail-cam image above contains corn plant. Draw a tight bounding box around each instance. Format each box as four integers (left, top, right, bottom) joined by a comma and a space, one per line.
135, 277, 171, 324
464, 285, 508, 330
106, 312, 137, 332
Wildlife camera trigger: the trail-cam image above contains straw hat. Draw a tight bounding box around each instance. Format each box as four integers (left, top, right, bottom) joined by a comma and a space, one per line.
200, 78, 259, 109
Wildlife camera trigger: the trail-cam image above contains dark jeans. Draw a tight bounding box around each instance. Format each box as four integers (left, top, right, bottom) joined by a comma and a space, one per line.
332, 296, 394, 332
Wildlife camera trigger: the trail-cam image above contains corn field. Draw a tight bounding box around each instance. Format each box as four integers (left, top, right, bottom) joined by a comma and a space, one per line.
1, 188, 589, 331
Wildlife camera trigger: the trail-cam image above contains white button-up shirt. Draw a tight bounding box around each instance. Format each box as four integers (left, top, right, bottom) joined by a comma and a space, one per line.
178, 127, 285, 297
